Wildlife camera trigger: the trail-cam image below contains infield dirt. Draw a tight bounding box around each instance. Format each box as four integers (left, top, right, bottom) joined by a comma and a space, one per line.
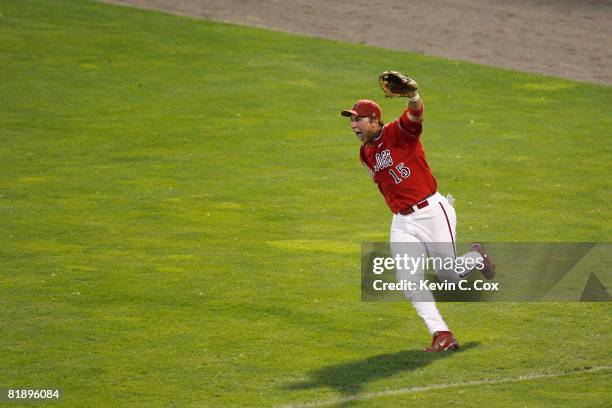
101, 0, 612, 85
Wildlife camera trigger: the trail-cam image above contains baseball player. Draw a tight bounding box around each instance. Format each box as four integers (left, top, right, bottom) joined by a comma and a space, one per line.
341, 72, 495, 351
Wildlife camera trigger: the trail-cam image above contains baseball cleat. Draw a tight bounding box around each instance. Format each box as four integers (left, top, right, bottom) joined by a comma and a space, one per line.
425, 331, 459, 352
471, 242, 496, 280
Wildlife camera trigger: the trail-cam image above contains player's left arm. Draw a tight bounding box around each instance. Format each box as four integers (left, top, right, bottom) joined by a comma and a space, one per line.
397, 92, 423, 138
378, 71, 423, 138
406, 92, 423, 123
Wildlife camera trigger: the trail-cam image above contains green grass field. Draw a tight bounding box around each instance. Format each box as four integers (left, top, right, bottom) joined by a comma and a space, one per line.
1, 0, 610, 406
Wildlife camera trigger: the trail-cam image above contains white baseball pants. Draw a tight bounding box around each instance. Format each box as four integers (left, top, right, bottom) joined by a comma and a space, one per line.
389, 192, 480, 335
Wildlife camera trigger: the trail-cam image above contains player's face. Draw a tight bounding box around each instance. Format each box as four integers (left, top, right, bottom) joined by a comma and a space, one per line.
350, 115, 379, 143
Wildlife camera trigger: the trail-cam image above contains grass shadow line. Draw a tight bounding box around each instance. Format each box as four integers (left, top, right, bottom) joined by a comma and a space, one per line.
283, 341, 480, 396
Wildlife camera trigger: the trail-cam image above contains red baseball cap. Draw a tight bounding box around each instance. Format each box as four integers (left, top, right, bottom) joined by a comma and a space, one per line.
341, 99, 381, 120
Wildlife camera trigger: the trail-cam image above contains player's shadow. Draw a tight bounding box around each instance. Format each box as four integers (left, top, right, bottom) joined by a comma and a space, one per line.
283, 342, 479, 396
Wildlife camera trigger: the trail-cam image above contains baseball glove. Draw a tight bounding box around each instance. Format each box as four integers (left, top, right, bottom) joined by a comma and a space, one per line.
378, 71, 419, 98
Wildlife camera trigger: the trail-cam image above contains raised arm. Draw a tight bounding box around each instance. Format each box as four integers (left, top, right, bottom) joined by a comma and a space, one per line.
407, 91, 423, 123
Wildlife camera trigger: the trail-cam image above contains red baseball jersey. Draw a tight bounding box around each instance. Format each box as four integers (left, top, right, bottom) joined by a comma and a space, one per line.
359, 108, 437, 213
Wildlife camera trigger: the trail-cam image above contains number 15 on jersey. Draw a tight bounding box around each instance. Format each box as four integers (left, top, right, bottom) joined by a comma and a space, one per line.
389, 163, 410, 184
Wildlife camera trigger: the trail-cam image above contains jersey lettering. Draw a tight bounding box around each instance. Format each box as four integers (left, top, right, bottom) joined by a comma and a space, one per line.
373, 149, 393, 172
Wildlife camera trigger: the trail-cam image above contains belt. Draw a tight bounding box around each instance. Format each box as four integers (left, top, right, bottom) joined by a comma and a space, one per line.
398, 193, 435, 216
